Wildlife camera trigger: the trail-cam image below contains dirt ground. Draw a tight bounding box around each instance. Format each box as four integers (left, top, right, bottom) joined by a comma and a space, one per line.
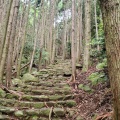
69, 66, 113, 120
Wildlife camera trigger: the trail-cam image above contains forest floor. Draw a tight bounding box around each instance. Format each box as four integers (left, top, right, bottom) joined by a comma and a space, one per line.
0, 59, 113, 120
70, 65, 113, 120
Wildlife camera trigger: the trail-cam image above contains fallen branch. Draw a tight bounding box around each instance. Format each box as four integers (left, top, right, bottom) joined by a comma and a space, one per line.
12, 62, 30, 75
95, 111, 113, 120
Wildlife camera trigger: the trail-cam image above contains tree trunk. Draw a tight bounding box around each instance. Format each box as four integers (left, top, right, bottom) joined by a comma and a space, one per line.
94, 0, 99, 51
62, 5, 67, 60
17, 0, 30, 78
100, 0, 120, 119
49, 0, 55, 63
76, 0, 83, 63
71, 0, 76, 82
82, 0, 91, 71
6, 0, 20, 87
29, 0, 38, 73
0, 0, 13, 84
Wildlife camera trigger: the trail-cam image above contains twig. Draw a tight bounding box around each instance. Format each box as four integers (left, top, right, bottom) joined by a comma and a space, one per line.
49, 107, 53, 120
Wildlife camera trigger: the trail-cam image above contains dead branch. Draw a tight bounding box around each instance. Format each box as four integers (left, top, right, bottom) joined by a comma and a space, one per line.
95, 111, 113, 120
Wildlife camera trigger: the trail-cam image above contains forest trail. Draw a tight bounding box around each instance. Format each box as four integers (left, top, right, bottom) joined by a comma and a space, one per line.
0, 59, 77, 120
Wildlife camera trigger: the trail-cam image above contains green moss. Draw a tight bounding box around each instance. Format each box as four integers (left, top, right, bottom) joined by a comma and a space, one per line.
14, 110, 24, 117
66, 100, 76, 107
39, 108, 50, 117
23, 73, 38, 83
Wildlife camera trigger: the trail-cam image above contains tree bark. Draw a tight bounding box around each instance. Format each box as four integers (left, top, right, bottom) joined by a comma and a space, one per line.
71, 0, 76, 82
94, 0, 99, 51
82, 0, 91, 71
6, 0, 20, 87
17, 0, 30, 78
0, 0, 13, 84
100, 0, 120, 119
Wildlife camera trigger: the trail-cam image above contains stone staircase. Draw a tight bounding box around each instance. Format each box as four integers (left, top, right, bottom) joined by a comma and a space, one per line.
0, 60, 77, 120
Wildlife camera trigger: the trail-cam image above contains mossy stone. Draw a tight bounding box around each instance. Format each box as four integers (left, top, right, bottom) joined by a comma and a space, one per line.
14, 110, 24, 117
66, 100, 76, 107
23, 73, 38, 83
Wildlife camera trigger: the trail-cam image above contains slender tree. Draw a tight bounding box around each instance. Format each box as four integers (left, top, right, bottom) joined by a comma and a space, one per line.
94, 0, 99, 51
17, 0, 30, 78
6, 0, 20, 87
82, 0, 91, 71
71, 0, 76, 82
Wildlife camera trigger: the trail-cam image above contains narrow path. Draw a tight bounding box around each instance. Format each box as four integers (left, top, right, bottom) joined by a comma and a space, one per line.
0, 59, 77, 120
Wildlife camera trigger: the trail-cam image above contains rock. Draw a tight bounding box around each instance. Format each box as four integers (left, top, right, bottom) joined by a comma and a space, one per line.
53, 108, 65, 117
66, 100, 76, 107
26, 109, 39, 115
76, 64, 82, 69
39, 108, 50, 117
49, 95, 63, 101
23, 73, 38, 83
14, 110, 24, 117
12, 78, 23, 86
63, 71, 72, 77
0, 88, 6, 97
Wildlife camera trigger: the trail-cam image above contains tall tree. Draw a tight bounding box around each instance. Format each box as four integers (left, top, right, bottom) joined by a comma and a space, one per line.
94, 0, 99, 51
17, 0, 30, 78
100, 0, 120, 119
0, 0, 13, 84
6, 0, 20, 87
71, 0, 76, 82
29, 0, 38, 73
76, 0, 83, 63
82, 0, 91, 71
49, 0, 55, 63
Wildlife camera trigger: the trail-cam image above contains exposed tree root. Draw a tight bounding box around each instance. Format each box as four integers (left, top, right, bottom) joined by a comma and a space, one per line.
0, 85, 24, 100
95, 111, 113, 120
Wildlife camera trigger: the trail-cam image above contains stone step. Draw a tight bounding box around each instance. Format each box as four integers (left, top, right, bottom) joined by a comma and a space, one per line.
0, 98, 76, 108
0, 106, 66, 118
27, 82, 68, 87
12, 84, 71, 92
5, 93, 74, 102
29, 89, 71, 95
